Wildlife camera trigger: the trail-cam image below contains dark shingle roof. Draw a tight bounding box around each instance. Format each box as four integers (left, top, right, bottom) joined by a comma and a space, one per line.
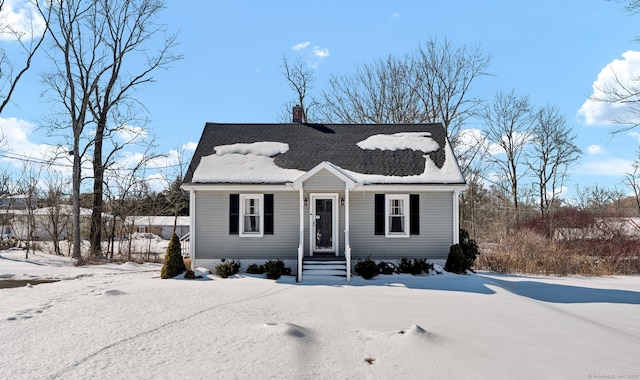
184, 123, 453, 184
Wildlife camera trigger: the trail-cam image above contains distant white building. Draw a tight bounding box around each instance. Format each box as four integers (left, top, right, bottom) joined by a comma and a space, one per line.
124, 216, 190, 239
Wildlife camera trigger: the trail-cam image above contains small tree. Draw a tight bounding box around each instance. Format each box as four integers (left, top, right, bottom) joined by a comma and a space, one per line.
160, 232, 185, 279
444, 244, 467, 274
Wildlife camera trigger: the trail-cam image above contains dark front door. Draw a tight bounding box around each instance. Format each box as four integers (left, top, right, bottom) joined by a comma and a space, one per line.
314, 198, 333, 251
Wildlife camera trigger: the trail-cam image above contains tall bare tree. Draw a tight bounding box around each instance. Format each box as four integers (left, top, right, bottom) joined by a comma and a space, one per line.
526, 104, 581, 217
0, 1, 48, 115
280, 55, 316, 123
319, 37, 491, 141
37, 0, 180, 259
482, 90, 533, 216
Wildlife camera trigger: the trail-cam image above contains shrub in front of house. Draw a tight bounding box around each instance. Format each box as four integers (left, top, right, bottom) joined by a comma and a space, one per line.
215, 259, 241, 278
355, 256, 380, 279
396, 257, 433, 275
246, 263, 265, 275
412, 257, 434, 275
377, 261, 396, 275
161, 233, 186, 279
445, 244, 467, 274
263, 259, 291, 280
459, 228, 479, 271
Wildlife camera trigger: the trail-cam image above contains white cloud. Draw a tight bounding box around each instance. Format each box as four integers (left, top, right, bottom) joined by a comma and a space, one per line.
578, 50, 640, 126
391, 12, 400, 18
182, 142, 197, 151
292, 41, 310, 51
586, 144, 605, 155
0, 117, 64, 168
0, 0, 46, 41
115, 125, 148, 143
630, 131, 640, 144
313, 47, 330, 58
290, 41, 330, 69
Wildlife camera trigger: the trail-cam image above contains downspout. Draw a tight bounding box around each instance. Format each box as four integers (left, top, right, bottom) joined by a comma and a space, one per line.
344, 185, 351, 281
453, 190, 460, 245
297, 186, 304, 282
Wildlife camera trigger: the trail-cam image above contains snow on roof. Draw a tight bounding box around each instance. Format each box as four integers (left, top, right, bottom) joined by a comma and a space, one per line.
126, 216, 190, 226
192, 142, 304, 183
191, 133, 464, 185
357, 132, 439, 153
214, 142, 289, 156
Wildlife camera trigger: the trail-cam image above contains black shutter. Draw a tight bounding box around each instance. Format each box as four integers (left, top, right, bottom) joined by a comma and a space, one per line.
374, 194, 385, 235
229, 194, 239, 235
264, 194, 274, 235
410, 194, 419, 235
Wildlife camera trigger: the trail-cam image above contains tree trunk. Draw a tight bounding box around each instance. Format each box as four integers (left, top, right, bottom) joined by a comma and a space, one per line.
72, 140, 82, 259
89, 122, 105, 259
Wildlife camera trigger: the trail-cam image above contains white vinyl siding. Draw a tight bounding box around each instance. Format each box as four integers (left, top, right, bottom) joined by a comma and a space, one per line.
193, 191, 299, 260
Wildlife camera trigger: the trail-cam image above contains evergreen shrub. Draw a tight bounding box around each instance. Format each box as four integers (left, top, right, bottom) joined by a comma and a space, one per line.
246, 263, 265, 274
445, 244, 467, 274
161, 233, 186, 279
377, 261, 396, 275
355, 256, 380, 279
215, 259, 241, 278
459, 229, 480, 272
263, 259, 291, 280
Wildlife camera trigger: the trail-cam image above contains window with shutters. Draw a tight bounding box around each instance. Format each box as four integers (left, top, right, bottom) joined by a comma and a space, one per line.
385, 194, 410, 237
240, 194, 263, 237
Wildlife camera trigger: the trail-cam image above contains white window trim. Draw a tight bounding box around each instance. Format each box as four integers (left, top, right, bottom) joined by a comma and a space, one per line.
385, 194, 410, 238
240, 194, 264, 237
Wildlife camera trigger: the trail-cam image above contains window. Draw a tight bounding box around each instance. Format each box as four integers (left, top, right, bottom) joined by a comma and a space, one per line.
375, 194, 419, 237
240, 194, 263, 236
230, 194, 274, 236
385, 194, 409, 237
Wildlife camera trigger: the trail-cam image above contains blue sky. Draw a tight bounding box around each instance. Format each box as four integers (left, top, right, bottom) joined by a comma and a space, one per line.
1, 0, 639, 201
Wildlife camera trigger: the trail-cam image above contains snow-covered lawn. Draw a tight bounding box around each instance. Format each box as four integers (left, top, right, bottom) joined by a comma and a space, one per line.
1, 250, 639, 380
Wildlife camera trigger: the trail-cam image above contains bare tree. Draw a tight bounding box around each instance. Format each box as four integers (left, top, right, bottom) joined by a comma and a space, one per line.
280, 56, 317, 123
103, 148, 158, 259
482, 90, 533, 215
624, 147, 640, 215
590, 66, 640, 132
15, 164, 40, 258
0, 1, 48, 115
41, 173, 71, 255
526, 104, 581, 217
319, 37, 491, 140
37, 0, 180, 259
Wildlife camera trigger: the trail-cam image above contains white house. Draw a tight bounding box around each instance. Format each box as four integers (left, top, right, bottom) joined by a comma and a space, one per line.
182, 114, 466, 281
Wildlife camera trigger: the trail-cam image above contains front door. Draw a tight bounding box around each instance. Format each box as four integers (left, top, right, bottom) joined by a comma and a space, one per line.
311, 195, 338, 254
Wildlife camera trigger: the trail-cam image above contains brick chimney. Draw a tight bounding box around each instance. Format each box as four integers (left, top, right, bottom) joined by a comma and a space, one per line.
292, 104, 303, 123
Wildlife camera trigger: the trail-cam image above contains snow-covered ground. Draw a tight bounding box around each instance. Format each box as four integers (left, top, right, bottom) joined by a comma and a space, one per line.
1, 249, 639, 380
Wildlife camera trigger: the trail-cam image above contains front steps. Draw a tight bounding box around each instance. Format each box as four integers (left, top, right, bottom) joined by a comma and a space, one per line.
302, 256, 348, 279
